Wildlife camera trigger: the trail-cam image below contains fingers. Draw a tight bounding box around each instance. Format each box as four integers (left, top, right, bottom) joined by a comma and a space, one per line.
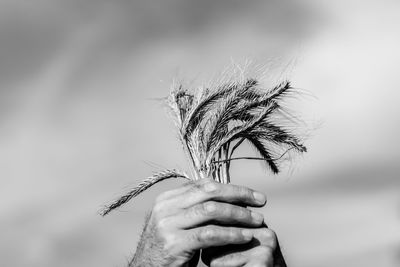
168, 178, 267, 209
242, 246, 274, 267
171, 201, 264, 229
186, 225, 254, 250
202, 228, 278, 267
206, 246, 274, 267
148, 179, 272, 266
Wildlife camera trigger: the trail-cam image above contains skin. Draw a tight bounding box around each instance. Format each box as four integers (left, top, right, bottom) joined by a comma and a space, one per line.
130, 178, 285, 267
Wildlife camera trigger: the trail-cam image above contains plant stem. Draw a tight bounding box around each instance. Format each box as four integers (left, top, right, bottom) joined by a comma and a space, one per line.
213, 147, 296, 164
182, 135, 201, 180
224, 142, 231, 183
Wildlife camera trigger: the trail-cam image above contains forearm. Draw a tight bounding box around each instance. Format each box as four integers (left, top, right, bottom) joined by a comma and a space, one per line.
129, 213, 170, 267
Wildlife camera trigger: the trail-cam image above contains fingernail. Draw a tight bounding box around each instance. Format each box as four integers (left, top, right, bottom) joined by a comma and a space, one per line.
242, 229, 253, 240
251, 211, 264, 224
253, 191, 266, 205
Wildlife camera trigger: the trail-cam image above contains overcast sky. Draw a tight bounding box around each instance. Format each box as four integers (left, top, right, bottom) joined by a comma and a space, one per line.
0, 1, 399, 267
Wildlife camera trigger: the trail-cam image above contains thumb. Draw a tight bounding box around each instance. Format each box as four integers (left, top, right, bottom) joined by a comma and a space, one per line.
262, 222, 287, 267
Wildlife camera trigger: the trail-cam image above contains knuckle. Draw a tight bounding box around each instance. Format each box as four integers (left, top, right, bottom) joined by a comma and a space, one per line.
188, 204, 203, 219
201, 179, 219, 194
257, 228, 278, 249
223, 205, 234, 218
264, 228, 276, 239
226, 228, 241, 241
187, 184, 201, 196
202, 201, 219, 216
199, 226, 217, 242
233, 206, 250, 219
155, 217, 170, 231
186, 179, 213, 196
162, 232, 180, 252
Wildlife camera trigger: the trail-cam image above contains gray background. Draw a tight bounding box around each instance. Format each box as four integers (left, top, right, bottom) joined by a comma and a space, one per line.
1, 1, 399, 266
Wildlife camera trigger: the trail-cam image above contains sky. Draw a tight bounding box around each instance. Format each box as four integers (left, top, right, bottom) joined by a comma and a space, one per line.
0, 1, 399, 267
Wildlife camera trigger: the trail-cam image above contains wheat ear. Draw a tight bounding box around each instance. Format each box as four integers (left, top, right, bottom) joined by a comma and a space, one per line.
101, 169, 189, 216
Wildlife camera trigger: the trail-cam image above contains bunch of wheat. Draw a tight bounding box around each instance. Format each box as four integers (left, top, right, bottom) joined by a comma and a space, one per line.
101, 74, 306, 216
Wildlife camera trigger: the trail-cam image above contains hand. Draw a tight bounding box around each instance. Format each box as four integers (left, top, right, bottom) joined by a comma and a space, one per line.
130, 178, 267, 267
202, 224, 287, 267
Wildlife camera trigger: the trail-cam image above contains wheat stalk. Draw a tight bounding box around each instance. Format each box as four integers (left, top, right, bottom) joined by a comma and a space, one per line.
101, 69, 307, 215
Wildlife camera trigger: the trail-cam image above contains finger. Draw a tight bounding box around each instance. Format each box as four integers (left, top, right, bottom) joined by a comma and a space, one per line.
171, 201, 264, 229
207, 250, 247, 267
185, 225, 253, 251
154, 181, 195, 202
207, 246, 274, 267
202, 243, 252, 266
151, 182, 197, 217
262, 222, 286, 267
169, 178, 267, 209
252, 228, 277, 249
202, 228, 278, 266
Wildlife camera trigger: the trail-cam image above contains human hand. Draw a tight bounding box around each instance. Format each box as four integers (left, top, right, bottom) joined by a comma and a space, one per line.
130, 178, 267, 267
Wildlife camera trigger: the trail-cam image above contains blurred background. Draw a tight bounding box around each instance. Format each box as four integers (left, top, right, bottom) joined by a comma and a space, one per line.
1, 0, 400, 266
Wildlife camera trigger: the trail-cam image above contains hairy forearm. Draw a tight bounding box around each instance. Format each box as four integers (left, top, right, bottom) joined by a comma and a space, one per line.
129, 213, 167, 267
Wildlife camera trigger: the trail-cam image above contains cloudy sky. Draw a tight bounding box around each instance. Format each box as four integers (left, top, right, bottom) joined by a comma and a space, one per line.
1, 1, 399, 266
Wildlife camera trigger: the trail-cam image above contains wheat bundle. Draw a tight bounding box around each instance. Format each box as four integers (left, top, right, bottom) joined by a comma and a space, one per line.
101, 69, 307, 216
